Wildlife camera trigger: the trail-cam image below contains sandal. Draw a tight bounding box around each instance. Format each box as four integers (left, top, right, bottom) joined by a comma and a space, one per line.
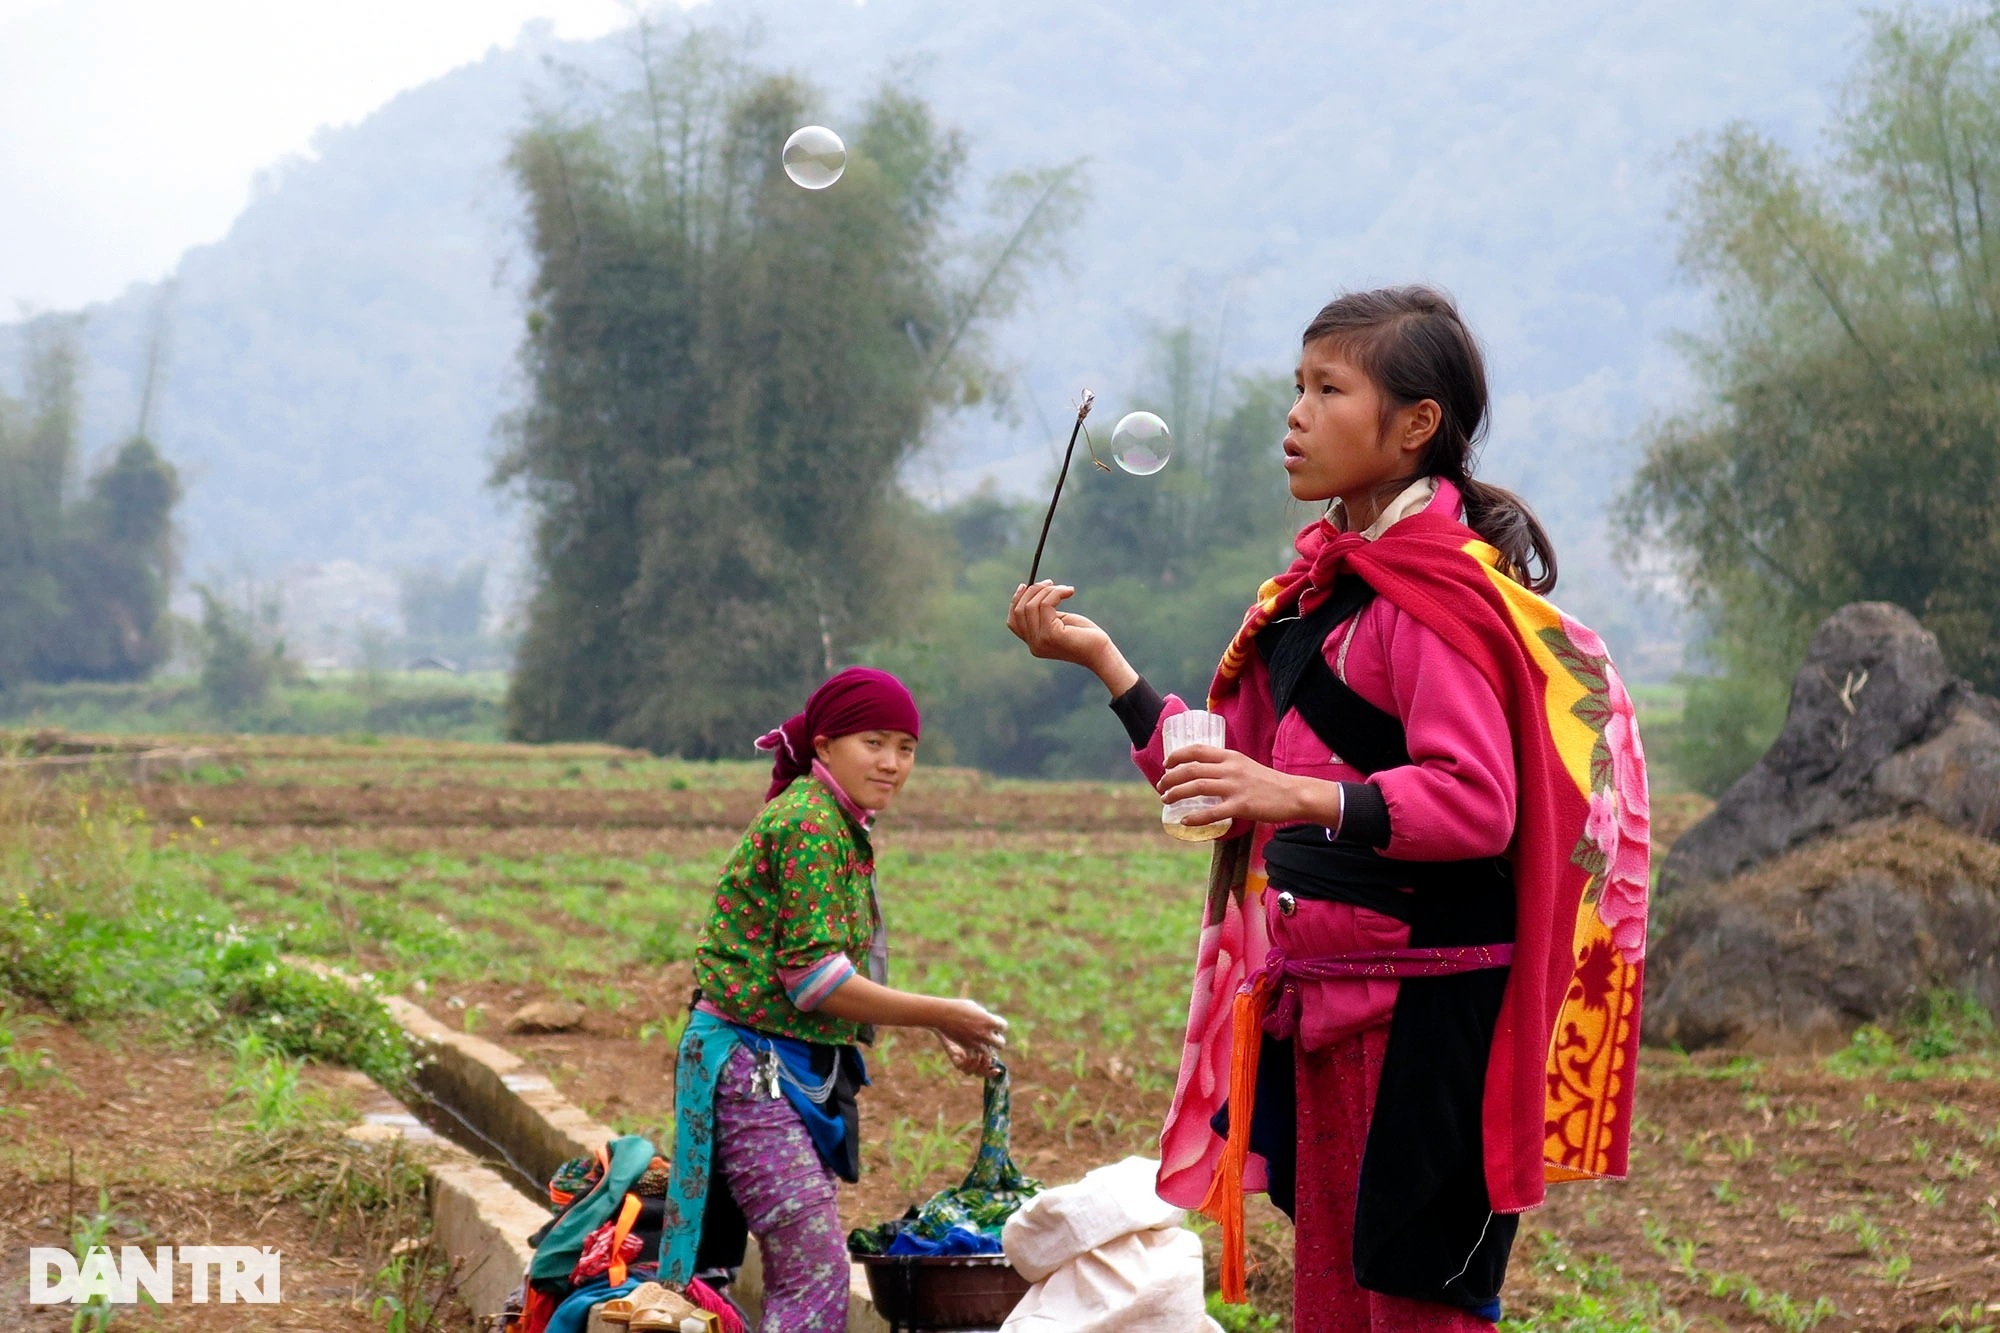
596, 1281, 668, 1324
628, 1293, 716, 1332
631, 1312, 718, 1333
599, 1283, 719, 1332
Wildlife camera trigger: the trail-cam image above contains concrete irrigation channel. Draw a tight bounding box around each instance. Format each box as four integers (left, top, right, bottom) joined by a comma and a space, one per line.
351, 988, 891, 1331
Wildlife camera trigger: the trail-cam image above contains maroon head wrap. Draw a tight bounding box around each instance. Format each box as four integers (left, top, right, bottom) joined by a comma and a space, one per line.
755, 667, 922, 800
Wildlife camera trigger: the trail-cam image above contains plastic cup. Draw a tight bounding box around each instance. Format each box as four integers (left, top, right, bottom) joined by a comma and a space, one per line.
1160, 710, 1232, 842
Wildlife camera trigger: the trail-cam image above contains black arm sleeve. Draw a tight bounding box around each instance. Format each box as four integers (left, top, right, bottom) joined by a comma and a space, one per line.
1334, 781, 1392, 849
1108, 676, 1167, 749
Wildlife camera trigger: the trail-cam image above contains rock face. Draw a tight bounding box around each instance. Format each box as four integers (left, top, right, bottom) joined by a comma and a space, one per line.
1644, 819, 2000, 1051
1646, 602, 2000, 1051
1662, 603, 2000, 894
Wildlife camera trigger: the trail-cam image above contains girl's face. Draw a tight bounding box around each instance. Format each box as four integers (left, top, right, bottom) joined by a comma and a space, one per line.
1284, 339, 1437, 508
814, 729, 918, 810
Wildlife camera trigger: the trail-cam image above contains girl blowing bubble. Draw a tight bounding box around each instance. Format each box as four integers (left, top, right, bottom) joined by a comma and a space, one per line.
656, 667, 1008, 1332
1008, 288, 1650, 1330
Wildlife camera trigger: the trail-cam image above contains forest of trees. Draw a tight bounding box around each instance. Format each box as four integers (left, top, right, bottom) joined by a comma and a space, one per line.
498, 6, 2000, 782
8, 4, 1999, 787
1623, 6, 2000, 792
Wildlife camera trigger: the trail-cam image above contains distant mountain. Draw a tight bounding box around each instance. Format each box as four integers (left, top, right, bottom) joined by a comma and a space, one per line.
0, 0, 1897, 672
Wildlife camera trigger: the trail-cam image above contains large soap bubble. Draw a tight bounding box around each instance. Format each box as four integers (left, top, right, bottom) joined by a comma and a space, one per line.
782, 126, 847, 190
1110, 411, 1171, 476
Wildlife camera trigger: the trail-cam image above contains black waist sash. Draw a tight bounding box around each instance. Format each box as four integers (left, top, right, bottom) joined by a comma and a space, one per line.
1262, 824, 1513, 932
1237, 576, 1519, 1312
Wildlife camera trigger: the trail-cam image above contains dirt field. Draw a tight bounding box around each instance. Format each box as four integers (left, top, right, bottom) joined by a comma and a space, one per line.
18, 733, 1998, 1330
0, 1018, 472, 1330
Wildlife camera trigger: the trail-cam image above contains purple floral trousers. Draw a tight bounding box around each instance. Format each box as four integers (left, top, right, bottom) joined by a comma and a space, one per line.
713, 1045, 848, 1332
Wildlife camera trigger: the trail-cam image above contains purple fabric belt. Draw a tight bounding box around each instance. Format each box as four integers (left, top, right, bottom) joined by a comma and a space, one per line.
1250, 944, 1514, 1040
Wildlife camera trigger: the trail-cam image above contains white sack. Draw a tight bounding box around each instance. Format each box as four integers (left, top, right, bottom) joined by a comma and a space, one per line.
1000, 1227, 1220, 1333
1000, 1156, 1221, 1333
1002, 1155, 1184, 1282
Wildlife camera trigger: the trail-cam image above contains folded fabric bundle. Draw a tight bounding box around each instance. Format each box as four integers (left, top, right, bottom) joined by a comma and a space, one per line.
571, 1220, 646, 1284
885, 1223, 1003, 1257
849, 1066, 1040, 1257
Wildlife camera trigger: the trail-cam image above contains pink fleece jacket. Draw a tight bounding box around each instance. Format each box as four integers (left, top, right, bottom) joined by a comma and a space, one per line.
1132, 480, 1517, 1049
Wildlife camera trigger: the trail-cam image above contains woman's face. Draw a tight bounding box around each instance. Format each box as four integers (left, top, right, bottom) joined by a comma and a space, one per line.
814, 729, 918, 810
1283, 340, 1434, 506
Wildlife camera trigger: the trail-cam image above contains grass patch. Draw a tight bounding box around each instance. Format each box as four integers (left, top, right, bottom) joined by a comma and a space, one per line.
1826, 988, 2000, 1081
1643, 1220, 1836, 1330
0, 672, 507, 741
0, 779, 412, 1088
1502, 1231, 1687, 1332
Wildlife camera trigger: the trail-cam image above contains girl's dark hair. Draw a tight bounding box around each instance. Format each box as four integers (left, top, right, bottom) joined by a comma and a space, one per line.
1303, 286, 1557, 594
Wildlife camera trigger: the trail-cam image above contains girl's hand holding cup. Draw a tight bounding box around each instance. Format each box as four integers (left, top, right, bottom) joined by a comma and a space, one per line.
1159, 710, 1235, 841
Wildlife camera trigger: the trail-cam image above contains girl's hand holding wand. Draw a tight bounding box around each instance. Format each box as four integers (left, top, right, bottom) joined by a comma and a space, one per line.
1007, 580, 1139, 697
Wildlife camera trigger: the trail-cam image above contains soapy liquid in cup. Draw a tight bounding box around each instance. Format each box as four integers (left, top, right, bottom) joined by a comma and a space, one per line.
1160, 710, 1233, 841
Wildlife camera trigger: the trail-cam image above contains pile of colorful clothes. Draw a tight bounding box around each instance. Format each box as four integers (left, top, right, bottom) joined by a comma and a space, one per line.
848, 1065, 1041, 1258
503, 1135, 746, 1333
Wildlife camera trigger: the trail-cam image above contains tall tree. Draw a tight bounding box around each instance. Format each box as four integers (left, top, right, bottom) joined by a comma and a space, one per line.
498, 24, 1076, 754
1623, 6, 2000, 696
400, 563, 486, 652
42, 434, 181, 681
0, 318, 182, 687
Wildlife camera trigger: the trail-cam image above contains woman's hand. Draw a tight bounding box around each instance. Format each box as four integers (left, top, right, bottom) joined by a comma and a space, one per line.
1007, 581, 1139, 696
931, 997, 1008, 1057
937, 1032, 1002, 1078
1159, 744, 1344, 829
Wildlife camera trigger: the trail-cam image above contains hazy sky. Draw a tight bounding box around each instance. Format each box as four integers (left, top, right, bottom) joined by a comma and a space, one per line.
0, 0, 639, 313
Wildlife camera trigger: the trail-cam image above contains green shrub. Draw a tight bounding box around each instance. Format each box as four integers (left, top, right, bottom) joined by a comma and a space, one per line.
1827, 989, 1998, 1077
198, 587, 288, 718
0, 779, 411, 1087
1909, 988, 1996, 1061
1654, 668, 1788, 798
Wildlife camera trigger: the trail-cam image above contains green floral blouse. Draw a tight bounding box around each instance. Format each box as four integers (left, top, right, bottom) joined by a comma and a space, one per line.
693, 774, 878, 1045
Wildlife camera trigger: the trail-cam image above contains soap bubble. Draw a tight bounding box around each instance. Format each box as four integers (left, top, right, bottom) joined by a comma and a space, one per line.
782, 126, 847, 190
1110, 411, 1171, 476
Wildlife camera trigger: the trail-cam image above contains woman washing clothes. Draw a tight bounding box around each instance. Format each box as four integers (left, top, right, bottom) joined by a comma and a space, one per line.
1007, 287, 1650, 1330
655, 667, 1009, 1332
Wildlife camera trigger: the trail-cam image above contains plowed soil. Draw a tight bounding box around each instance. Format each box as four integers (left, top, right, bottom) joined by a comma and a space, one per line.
48, 730, 1996, 1331
0, 1018, 471, 1330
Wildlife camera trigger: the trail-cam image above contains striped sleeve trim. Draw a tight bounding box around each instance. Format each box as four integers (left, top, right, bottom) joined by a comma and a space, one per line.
780, 954, 857, 1011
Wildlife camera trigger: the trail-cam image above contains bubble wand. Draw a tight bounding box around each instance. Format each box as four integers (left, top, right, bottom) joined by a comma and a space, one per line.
1027, 390, 1095, 585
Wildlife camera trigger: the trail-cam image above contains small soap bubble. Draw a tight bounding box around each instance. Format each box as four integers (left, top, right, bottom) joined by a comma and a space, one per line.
782, 125, 847, 190
1110, 411, 1171, 476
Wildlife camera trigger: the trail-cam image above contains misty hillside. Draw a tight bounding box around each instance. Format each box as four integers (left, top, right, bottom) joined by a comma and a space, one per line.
0, 0, 1888, 669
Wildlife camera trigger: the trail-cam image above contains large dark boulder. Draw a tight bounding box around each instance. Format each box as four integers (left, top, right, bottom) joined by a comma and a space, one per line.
1661, 603, 2000, 894
1645, 819, 2000, 1052
1646, 602, 2000, 1051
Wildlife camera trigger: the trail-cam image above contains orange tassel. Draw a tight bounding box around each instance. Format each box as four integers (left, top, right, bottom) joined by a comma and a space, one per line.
1198, 972, 1274, 1304
607, 1192, 643, 1287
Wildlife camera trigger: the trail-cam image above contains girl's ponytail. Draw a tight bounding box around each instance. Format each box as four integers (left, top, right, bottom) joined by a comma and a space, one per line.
1303, 286, 1558, 594
1456, 476, 1558, 595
